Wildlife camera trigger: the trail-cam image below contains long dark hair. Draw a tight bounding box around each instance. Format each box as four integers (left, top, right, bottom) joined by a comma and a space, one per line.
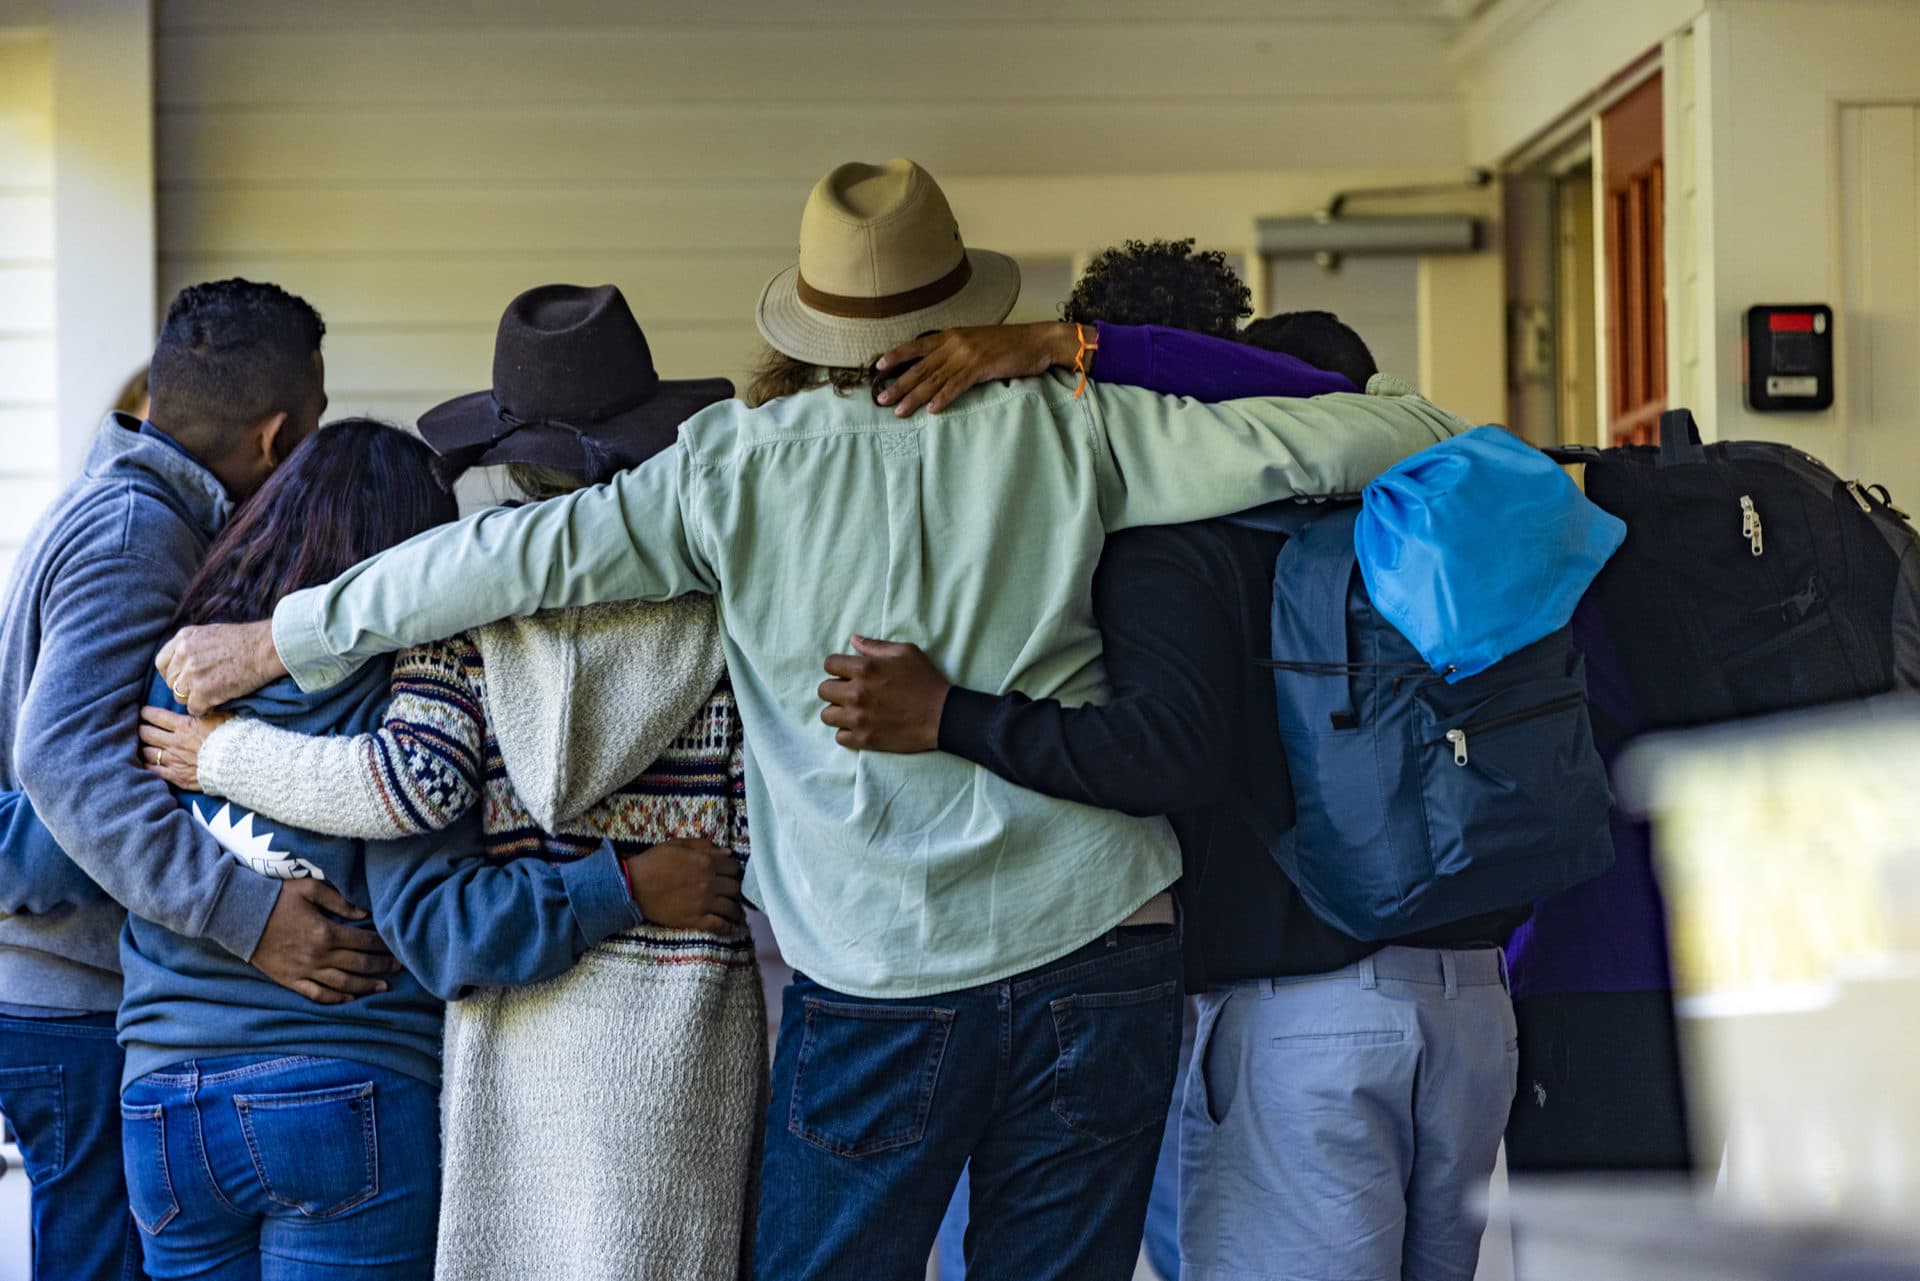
175, 418, 457, 628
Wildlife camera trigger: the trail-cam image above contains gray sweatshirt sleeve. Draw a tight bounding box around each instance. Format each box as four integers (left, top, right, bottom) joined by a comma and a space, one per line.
15, 551, 280, 960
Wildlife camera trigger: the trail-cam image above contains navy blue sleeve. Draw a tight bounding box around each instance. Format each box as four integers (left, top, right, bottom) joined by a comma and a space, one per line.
363, 810, 640, 1002
939, 529, 1244, 817
0, 790, 111, 914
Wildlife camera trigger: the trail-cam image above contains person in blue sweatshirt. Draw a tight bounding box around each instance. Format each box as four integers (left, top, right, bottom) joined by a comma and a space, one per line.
0, 279, 388, 1281
54, 418, 687, 1280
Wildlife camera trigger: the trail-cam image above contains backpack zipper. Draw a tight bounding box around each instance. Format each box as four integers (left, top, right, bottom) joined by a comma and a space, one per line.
1440, 694, 1587, 767
1847, 481, 1874, 514
1740, 495, 1765, 557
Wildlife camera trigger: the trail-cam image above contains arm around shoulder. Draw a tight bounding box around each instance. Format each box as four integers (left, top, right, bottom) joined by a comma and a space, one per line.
271, 444, 720, 693
0, 790, 111, 914
1087, 381, 1467, 532
198, 641, 486, 840
365, 814, 639, 1002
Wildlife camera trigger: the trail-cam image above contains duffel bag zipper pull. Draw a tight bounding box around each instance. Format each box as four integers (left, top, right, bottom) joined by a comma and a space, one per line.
1446, 729, 1469, 766
1847, 481, 1874, 513
1740, 495, 1765, 556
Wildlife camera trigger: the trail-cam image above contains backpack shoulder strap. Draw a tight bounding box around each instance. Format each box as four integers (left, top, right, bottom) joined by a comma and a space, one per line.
1225, 496, 1358, 540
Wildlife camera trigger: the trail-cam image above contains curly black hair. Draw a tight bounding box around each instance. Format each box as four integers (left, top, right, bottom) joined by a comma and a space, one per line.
1061, 238, 1252, 339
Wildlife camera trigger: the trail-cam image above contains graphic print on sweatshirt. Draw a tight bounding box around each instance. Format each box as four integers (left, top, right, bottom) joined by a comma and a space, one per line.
191, 801, 327, 881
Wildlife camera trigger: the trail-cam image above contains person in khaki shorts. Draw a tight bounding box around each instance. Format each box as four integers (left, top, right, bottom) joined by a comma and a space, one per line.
156, 158, 1469, 1281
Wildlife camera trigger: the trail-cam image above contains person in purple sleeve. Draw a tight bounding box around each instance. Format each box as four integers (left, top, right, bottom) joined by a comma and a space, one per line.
834, 248, 1525, 1281
893, 238, 1350, 1281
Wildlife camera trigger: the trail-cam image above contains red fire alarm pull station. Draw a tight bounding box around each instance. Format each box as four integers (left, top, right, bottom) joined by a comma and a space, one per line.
1745, 305, 1833, 412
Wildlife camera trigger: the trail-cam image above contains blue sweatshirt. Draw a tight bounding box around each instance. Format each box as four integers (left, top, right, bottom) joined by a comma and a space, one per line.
0, 416, 285, 1011
117, 662, 641, 1089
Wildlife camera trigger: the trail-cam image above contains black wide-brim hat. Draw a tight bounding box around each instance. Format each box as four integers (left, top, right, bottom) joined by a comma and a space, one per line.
418, 283, 733, 486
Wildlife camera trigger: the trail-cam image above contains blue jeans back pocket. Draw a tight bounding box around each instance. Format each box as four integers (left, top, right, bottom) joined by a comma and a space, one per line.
118, 1101, 180, 1236
789, 999, 954, 1157
1050, 979, 1180, 1143
234, 1081, 378, 1219
0, 1065, 64, 1183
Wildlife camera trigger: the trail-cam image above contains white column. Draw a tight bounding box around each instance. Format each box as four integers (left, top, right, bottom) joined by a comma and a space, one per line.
49, 0, 154, 479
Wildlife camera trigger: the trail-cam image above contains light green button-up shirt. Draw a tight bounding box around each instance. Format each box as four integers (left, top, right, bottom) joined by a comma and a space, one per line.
274, 371, 1465, 998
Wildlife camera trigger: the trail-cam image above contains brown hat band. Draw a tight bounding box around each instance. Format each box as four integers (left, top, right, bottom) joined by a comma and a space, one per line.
794, 256, 973, 320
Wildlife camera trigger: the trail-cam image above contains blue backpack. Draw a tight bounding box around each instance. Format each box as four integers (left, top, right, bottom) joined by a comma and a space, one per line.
1235, 429, 1621, 940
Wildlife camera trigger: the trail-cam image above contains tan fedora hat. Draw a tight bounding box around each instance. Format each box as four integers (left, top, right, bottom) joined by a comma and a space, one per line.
756, 158, 1022, 368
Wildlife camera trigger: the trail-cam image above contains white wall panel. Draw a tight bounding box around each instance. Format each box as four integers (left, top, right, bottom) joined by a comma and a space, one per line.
154, 0, 1468, 415
1840, 103, 1920, 500
1697, 0, 1920, 485
0, 407, 57, 474
1265, 256, 1421, 388
160, 0, 1447, 32
0, 29, 53, 574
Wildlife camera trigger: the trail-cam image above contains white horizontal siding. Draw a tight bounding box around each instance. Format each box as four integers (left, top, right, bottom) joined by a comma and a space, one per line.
155, 0, 1465, 419
156, 24, 1460, 108
0, 29, 54, 582
159, 0, 1448, 32
0, 35, 50, 191
159, 101, 1465, 187
0, 407, 57, 475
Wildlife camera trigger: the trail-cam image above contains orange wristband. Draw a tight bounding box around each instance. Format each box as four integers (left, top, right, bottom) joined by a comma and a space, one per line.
1072, 323, 1100, 398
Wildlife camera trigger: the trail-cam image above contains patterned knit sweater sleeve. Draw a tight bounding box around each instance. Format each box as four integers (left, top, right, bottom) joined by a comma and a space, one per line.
196, 637, 487, 841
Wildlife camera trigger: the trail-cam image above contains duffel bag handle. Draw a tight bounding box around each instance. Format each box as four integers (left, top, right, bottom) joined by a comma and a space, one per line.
1539, 410, 1701, 466
1659, 408, 1705, 467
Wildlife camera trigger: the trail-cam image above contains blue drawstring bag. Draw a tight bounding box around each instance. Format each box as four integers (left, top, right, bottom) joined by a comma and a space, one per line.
1235, 426, 1623, 938
1356, 426, 1627, 682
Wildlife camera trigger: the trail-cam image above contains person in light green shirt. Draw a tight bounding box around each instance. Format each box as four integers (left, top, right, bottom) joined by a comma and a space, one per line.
158, 158, 1468, 1281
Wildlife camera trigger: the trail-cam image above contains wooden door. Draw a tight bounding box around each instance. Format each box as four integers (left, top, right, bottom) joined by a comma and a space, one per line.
1601, 74, 1667, 446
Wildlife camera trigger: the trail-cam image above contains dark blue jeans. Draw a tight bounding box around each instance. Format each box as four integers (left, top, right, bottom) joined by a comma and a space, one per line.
936, 1000, 1194, 1281
120, 1055, 440, 1281
757, 924, 1183, 1281
0, 1011, 144, 1281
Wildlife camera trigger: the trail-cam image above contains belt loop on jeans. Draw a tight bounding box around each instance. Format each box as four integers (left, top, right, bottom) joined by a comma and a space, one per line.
1257, 977, 1275, 1000
1495, 946, 1512, 995
1441, 950, 1460, 1000
1358, 955, 1378, 990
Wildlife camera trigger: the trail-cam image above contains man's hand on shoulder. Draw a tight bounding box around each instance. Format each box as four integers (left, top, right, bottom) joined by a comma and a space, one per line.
818, 636, 951, 753
157, 619, 286, 715
874, 322, 1081, 418
251, 879, 400, 1006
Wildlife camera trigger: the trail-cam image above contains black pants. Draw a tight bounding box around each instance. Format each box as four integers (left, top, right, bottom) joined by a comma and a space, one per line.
1503, 989, 1693, 1173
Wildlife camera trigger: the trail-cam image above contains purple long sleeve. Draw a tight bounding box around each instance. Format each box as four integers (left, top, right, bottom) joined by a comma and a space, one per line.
1091, 322, 1356, 400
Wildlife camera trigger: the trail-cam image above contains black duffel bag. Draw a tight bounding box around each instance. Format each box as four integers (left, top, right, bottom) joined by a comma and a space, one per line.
1550, 407, 1920, 735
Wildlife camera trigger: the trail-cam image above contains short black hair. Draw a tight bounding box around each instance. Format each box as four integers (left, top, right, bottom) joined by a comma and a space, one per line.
1061, 238, 1251, 339
1241, 310, 1378, 390
148, 279, 326, 443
